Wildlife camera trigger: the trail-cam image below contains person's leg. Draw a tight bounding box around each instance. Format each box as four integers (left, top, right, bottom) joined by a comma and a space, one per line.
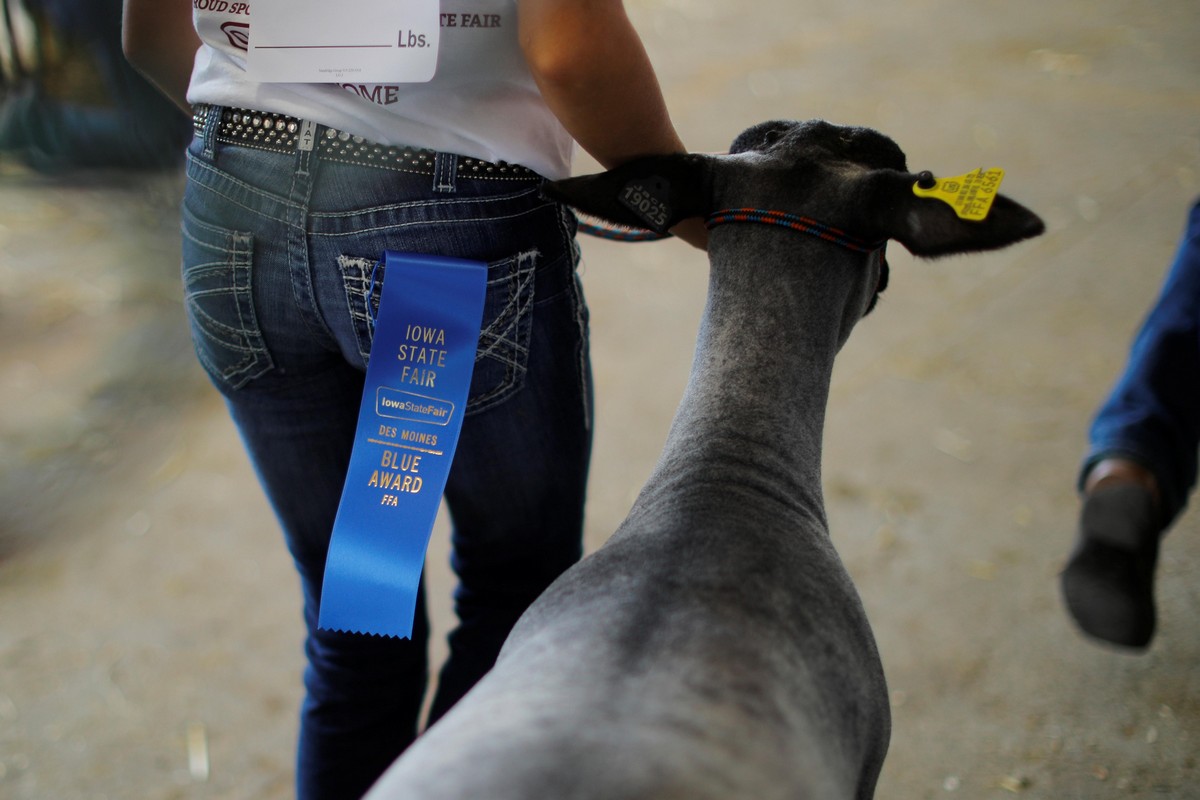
1064, 199, 1200, 648
1082, 199, 1200, 522
222, 374, 431, 800
428, 247, 593, 722
182, 135, 434, 799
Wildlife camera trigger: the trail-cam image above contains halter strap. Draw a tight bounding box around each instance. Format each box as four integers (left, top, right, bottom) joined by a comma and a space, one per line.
705, 208, 885, 254
575, 208, 886, 256
575, 206, 888, 307
575, 220, 667, 242
706, 208, 890, 310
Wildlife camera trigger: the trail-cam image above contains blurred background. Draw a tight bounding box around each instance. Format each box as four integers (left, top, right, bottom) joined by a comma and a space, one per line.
1, 0, 1197, 797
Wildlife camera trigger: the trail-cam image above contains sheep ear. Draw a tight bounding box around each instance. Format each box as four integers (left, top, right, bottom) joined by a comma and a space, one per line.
544, 154, 714, 234
861, 170, 1045, 258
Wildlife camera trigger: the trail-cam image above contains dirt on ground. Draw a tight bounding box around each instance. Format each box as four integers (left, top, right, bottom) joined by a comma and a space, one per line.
2, 0, 1198, 798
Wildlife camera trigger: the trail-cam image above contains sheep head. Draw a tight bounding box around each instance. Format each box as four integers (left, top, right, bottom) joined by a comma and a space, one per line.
545, 119, 1044, 258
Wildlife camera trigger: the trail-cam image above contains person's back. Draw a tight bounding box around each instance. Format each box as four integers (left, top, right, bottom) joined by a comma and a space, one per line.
188, 0, 573, 180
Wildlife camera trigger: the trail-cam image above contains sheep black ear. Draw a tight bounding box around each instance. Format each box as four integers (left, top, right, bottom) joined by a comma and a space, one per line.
544, 153, 714, 235
861, 170, 1045, 258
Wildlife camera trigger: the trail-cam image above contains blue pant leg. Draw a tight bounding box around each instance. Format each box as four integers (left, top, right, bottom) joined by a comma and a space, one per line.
1085, 199, 1200, 526
222, 369, 432, 800
183, 143, 431, 800
428, 251, 593, 723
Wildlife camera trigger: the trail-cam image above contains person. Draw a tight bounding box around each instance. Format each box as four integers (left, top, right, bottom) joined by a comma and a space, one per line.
0, 0, 189, 172
121, 2, 705, 798
1063, 197, 1200, 651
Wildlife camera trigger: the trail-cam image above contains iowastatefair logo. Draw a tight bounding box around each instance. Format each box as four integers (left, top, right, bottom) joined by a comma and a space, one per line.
222, 21, 249, 50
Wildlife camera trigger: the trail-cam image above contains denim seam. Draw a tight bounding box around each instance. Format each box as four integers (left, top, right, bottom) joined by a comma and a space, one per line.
467, 251, 537, 415
307, 186, 543, 221
310, 207, 545, 240
180, 220, 270, 387
475, 251, 536, 370
187, 156, 294, 226
434, 152, 458, 193
553, 201, 591, 432
337, 255, 381, 366
287, 147, 338, 345
201, 104, 221, 159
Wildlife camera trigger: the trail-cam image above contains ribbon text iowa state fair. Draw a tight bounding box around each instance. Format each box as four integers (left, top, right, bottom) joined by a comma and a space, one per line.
319, 251, 487, 638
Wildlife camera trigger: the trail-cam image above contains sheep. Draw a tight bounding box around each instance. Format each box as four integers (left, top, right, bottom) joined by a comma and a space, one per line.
364, 119, 1045, 800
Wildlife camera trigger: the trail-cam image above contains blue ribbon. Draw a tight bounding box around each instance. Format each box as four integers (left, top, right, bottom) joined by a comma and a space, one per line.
319, 251, 487, 638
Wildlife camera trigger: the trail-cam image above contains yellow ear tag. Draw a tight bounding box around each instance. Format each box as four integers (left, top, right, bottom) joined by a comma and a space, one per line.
912, 167, 1006, 221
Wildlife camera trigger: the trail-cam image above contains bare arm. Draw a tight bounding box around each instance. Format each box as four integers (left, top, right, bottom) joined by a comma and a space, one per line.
122, 0, 200, 113
518, 0, 706, 248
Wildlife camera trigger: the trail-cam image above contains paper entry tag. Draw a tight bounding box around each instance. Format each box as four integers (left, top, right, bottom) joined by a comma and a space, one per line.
248, 0, 440, 84
912, 168, 1006, 221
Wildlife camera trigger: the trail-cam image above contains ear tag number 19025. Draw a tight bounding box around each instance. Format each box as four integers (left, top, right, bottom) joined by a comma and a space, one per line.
619, 177, 673, 234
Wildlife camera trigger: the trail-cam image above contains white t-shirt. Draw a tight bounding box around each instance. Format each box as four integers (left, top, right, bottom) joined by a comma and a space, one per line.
188, 1, 575, 180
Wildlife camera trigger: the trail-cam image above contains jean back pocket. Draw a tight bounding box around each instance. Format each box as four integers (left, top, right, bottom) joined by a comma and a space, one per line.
181, 209, 274, 391
339, 250, 537, 415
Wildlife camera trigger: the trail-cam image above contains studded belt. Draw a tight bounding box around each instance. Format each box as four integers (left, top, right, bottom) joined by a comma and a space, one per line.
192, 104, 542, 181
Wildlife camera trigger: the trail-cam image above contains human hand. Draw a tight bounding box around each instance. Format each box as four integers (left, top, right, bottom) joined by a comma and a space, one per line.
670, 217, 709, 251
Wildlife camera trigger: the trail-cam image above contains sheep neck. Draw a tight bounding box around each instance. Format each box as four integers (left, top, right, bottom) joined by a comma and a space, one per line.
642, 223, 877, 526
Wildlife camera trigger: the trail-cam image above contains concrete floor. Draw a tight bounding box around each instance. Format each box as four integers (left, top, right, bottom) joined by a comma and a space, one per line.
2, 0, 1198, 797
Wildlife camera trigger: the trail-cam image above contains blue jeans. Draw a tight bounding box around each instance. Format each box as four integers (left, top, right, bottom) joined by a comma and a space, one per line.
181, 112, 592, 799
1084, 198, 1200, 528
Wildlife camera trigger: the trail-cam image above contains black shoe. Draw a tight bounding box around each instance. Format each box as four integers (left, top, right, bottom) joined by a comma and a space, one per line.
1060, 483, 1161, 650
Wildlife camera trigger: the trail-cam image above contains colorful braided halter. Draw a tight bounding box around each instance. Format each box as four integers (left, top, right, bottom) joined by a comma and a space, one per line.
704, 208, 885, 254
